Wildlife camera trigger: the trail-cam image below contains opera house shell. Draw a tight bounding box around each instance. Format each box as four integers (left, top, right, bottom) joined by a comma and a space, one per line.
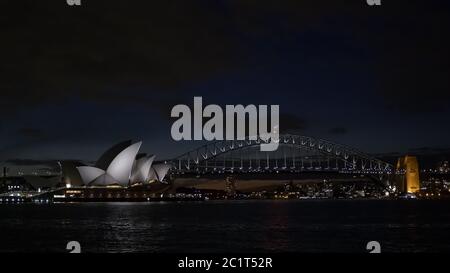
74, 140, 171, 187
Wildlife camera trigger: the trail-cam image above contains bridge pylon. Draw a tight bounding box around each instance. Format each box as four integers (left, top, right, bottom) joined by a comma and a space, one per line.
395, 155, 420, 194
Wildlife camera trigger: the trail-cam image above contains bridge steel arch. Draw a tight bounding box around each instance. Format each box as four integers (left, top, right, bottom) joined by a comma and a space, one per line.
171, 134, 393, 175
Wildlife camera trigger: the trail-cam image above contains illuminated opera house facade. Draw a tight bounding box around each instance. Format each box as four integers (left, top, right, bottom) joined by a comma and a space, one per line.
58, 141, 172, 201
71, 140, 171, 187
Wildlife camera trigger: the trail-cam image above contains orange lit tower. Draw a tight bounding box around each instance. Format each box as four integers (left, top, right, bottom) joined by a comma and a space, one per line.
396, 156, 420, 193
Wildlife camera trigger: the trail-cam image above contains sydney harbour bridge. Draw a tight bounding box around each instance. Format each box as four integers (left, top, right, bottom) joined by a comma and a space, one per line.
169, 134, 397, 192
171, 134, 393, 175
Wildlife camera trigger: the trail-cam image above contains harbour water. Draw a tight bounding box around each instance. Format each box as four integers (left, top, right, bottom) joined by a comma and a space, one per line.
1, 199, 450, 253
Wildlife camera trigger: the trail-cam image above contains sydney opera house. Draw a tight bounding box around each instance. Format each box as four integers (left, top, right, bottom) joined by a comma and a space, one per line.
0, 141, 173, 203
63, 140, 171, 188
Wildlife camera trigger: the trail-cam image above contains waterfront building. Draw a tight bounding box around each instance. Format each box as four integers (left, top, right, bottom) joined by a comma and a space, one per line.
66, 141, 171, 187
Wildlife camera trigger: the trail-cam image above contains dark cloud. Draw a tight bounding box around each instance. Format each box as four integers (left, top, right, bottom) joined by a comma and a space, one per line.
3, 159, 57, 166
280, 113, 308, 134
372, 1, 450, 113
156, 96, 194, 121
1, 0, 448, 116
17, 128, 46, 139
0, 0, 430, 112
375, 147, 450, 158
328, 127, 348, 135
375, 146, 450, 168
0, 0, 249, 113
407, 147, 450, 168
408, 146, 450, 155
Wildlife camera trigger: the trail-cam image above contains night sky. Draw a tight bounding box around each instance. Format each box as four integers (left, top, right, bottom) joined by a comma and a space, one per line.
1, 0, 450, 168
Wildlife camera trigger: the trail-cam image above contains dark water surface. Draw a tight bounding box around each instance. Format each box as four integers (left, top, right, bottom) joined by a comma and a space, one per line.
1, 200, 449, 253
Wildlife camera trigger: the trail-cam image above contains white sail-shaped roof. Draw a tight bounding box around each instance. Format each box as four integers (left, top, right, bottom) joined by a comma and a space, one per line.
77, 166, 106, 185
95, 140, 132, 170
148, 163, 171, 182
106, 141, 142, 186
130, 155, 155, 183
89, 173, 118, 186
75, 140, 171, 187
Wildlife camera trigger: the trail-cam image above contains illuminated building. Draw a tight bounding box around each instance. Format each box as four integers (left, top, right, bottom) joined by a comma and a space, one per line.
65, 141, 171, 187
438, 161, 449, 173
396, 155, 420, 193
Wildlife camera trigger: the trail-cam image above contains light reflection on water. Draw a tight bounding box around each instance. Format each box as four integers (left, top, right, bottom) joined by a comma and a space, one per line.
1, 200, 450, 253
